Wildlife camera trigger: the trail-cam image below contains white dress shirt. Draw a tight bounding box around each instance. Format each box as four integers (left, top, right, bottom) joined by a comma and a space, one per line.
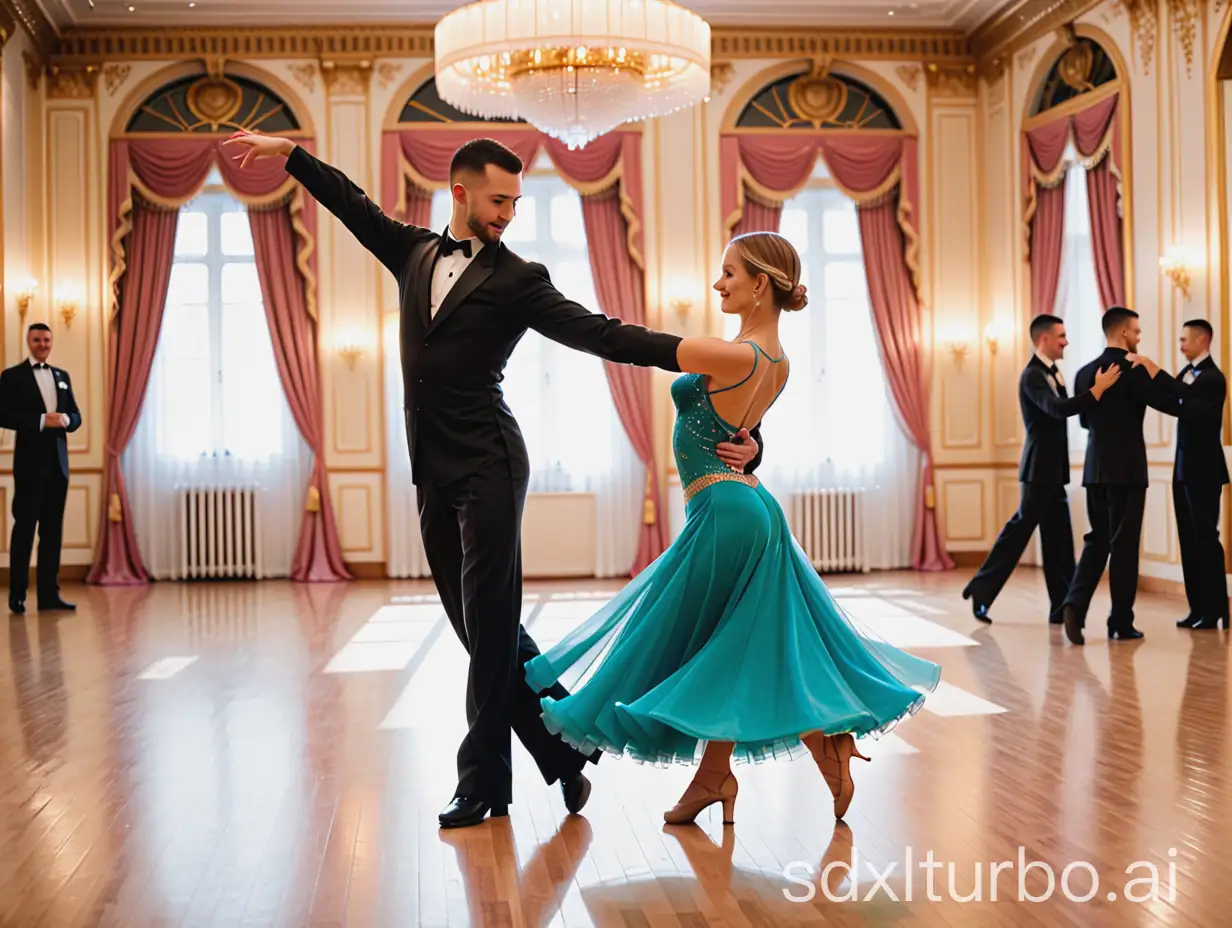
1184, 351, 1209, 384
30, 358, 57, 431
430, 230, 484, 319
1034, 350, 1063, 393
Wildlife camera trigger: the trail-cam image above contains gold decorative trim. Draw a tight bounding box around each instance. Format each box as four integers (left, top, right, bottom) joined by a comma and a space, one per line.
47, 63, 99, 100
321, 58, 372, 97
924, 61, 977, 97
0, 4, 15, 49
1168, 0, 1199, 77
971, 0, 1104, 74
711, 28, 970, 62
896, 65, 921, 91
710, 61, 735, 94
1115, 0, 1159, 74
103, 63, 130, 96
289, 63, 317, 94
377, 61, 403, 90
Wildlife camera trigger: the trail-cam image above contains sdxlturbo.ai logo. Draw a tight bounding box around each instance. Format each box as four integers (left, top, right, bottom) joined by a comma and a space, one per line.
782, 847, 1178, 904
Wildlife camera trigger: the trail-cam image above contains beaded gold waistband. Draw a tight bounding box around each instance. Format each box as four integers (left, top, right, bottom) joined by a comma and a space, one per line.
682, 472, 760, 502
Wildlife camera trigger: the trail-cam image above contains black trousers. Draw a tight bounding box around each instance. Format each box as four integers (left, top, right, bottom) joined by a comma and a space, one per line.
9, 465, 68, 606
1063, 485, 1146, 631
967, 482, 1075, 619
1173, 481, 1229, 621
417, 470, 589, 805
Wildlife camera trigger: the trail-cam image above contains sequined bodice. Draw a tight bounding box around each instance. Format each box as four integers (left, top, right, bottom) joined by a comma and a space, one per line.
671, 341, 787, 488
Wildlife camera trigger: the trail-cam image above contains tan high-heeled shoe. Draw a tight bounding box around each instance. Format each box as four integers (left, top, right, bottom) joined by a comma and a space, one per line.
664, 772, 738, 825
811, 733, 870, 820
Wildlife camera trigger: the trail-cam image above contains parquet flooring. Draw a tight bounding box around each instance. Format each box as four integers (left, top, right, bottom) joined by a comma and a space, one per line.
1, 569, 1228, 926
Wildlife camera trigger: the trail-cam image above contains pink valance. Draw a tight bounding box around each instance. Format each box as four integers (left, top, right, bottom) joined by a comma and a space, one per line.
108, 137, 319, 320
380, 128, 645, 268
719, 133, 922, 302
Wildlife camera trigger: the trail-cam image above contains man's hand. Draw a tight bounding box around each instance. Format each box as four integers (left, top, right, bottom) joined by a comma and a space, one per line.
716, 428, 758, 473
1090, 364, 1122, 399
223, 129, 295, 168
1126, 353, 1160, 378
43, 413, 68, 429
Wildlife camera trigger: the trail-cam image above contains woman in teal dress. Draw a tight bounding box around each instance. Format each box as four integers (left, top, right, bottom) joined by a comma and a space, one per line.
525, 232, 941, 823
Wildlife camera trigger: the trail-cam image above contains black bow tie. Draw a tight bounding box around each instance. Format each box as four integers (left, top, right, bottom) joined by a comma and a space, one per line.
32, 363, 49, 370
440, 236, 473, 259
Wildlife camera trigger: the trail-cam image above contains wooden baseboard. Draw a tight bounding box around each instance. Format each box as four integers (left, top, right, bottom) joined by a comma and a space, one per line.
344, 562, 387, 579
949, 551, 989, 568
1139, 575, 1185, 597
0, 565, 89, 583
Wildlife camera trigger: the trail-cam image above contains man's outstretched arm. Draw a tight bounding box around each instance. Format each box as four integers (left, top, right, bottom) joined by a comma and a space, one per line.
225, 130, 431, 277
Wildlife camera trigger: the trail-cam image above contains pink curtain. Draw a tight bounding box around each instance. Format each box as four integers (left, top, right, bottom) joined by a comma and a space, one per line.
1024, 92, 1123, 311
89, 137, 343, 584
720, 133, 950, 571
735, 196, 782, 236
250, 205, 350, 582
86, 203, 178, 585
382, 127, 666, 572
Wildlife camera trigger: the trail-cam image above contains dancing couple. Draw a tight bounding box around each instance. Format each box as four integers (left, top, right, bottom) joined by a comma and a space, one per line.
227, 129, 940, 828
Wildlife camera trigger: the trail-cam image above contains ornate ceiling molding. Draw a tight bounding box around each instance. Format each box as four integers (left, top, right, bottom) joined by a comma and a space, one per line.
970, 0, 1103, 74
0, 4, 16, 49
0, 0, 56, 55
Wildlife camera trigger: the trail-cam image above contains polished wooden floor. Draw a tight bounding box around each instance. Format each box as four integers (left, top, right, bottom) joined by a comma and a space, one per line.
1, 569, 1228, 926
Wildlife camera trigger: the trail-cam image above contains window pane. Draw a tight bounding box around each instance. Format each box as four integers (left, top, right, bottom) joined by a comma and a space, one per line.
502, 196, 537, 243
548, 259, 598, 309
221, 262, 261, 305
822, 202, 860, 255
159, 302, 212, 459
780, 207, 809, 252
167, 263, 208, 306
221, 212, 254, 256
430, 190, 452, 235
824, 261, 866, 301
221, 301, 282, 458
549, 193, 585, 245
175, 213, 208, 257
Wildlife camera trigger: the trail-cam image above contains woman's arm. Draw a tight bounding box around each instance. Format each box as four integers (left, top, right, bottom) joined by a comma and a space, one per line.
677, 337, 758, 383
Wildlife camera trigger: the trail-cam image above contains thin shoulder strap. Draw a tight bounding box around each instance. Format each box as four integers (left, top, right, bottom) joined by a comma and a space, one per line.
707, 341, 760, 396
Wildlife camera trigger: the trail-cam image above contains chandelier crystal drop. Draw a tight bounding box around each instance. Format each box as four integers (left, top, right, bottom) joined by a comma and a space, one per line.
434, 0, 712, 149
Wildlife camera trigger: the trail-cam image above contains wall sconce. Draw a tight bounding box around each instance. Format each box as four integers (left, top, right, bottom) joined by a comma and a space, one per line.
55, 281, 81, 329
984, 322, 1000, 355
13, 277, 37, 322
669, 297, 693, 325
338, 343, 364, 370
1160, 246, 1191, 300
946, 339, 971, 364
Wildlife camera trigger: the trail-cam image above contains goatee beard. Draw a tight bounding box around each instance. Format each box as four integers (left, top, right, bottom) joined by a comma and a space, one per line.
468, 215, 500, 246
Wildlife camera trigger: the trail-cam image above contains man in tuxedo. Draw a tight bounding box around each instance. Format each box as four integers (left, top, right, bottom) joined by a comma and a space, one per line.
226, 130, 762, 828
0, 323, 81, 614
1166, 320, 1228, 630
1060, 307, 1181, 645
962, 314, 1118, 624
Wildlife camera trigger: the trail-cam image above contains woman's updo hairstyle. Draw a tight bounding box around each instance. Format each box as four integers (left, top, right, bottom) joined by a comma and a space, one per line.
729, 231, 808, 312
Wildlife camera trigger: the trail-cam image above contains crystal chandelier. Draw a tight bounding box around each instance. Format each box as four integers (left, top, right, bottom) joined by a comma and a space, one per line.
434, 0, 712, 149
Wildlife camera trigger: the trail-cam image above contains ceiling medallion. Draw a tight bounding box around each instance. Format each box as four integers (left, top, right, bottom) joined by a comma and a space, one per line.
434, 0, 711, 149
788, 59, 847, 127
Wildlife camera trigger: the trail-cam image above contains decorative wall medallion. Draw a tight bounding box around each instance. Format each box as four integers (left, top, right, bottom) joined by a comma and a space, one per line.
185, 74, 244, 130
896, 65, 921, 91
290, 63, 317, 94
787, 59, 846, 127
1016, 45, 1038, 72
377, 62, 403, 89
710, 61, 735, 94
103, 63, 131, 96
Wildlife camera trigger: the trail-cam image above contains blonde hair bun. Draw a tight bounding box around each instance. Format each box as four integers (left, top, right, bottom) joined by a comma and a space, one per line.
784, 284, 808, 312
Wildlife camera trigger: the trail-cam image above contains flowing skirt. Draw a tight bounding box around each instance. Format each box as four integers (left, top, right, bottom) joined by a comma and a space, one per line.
524, 481, 941, 766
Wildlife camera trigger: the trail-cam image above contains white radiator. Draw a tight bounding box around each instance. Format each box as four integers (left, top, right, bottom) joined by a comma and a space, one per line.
789, 488, 868, 573
176, 485, 262, 580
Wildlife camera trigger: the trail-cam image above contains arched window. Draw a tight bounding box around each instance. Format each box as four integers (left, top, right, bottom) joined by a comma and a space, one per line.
397, 76, 523, 125
734, 69, 901, 131
125, 71, 300, 134
1030, 36, 1118, 117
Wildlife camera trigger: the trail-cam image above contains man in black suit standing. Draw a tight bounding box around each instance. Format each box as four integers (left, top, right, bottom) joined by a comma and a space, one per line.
962, 314, 1119, 624
0, 323, 81, 615
225, 131, 762, 828
1155, 320, 1228, 630
1060, 307, 1181, 644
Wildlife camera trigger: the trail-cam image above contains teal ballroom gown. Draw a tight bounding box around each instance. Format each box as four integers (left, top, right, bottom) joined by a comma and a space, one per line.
524, 342, 942, 766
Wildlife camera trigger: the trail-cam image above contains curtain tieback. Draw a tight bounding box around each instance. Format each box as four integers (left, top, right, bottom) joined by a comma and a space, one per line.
305, 485, 322, 513
642, 471, 656, 525
925, 484, 936, 510
108, 492, 124, 523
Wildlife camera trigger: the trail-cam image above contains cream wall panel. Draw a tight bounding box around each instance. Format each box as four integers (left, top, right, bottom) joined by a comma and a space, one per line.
1, 30, 31, 460
1142, 467, 1176, 565
522, 494, 598, 578
323, 97, 381, 468
931, 106, 983, 456
328, 471, 383, 563
0, 472, 100, 565
938, 473, 989, 549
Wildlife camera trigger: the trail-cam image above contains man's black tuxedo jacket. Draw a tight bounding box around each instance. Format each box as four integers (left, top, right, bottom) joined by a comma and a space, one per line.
286, 146, 763, 485
1074, 347, 1178, 487
1017, 355, 1096, 485
0, 361, 82, 480
1167, 356, 1229, 486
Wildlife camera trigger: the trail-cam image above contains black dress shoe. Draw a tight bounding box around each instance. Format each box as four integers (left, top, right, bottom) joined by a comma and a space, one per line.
38, 598, 75, 611
438, 796, 509, 829
561, 773, 592, 814
1189, 615, 1227, 630
1177, 614, 1200, 628
9, 599, 25, 615
1108, 626, 1144, 641
1062, 605, 1084, 645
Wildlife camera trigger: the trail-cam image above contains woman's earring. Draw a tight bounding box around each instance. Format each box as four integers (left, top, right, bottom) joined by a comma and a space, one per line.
754, 298, 761, 310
